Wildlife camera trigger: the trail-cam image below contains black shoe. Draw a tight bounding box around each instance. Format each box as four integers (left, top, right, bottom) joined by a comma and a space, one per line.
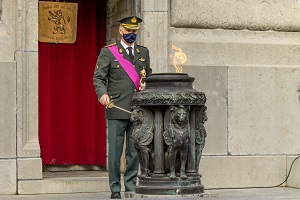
111, 192, 121, 199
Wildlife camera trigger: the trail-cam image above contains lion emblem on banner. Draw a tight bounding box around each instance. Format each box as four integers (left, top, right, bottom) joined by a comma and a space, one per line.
48, 10, 71, 34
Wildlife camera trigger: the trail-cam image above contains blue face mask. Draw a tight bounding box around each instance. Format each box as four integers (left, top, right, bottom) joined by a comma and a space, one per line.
122, 32, 137, 43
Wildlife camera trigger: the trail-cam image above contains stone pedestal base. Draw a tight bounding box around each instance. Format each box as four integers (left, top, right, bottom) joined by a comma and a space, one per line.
136, 175, 204, 195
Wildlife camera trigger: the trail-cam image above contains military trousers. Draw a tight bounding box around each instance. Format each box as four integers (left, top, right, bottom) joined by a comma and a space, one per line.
107, 119, 139, 193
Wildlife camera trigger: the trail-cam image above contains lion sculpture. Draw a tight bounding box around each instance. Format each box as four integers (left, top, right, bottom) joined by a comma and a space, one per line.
163, 105, 189, 180
130, 106, 154, 179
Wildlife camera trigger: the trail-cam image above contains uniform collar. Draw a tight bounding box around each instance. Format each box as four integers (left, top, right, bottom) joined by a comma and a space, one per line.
120, 40, 135, 51
118, 41, 141, 64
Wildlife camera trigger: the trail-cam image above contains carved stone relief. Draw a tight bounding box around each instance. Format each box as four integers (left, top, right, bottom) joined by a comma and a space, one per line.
171, 0, 300, 32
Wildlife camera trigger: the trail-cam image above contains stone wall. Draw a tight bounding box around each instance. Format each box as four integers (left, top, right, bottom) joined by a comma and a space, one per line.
141, 0, 300, 189
170, 0, 300, 32
0, 0, 17, 194
0, 0, 41, 194
106, 0, 133, 45
1, 0, 298, 194
0, 60, 16, 194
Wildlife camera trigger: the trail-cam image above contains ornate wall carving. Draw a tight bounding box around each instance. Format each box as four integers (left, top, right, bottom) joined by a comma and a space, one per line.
171, 0, 300, 32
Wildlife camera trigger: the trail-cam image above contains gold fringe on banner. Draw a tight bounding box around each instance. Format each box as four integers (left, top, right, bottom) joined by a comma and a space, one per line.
38, 1, 78, 44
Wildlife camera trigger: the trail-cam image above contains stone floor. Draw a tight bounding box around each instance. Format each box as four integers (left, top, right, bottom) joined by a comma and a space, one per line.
5, 170, 300, 199
1, 187, 300, 199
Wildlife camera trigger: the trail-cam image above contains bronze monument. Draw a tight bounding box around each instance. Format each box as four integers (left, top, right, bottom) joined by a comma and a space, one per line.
131, 73, 207, 195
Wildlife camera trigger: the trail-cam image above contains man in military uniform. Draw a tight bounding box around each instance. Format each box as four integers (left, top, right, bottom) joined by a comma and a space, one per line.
93, 16, 152, 199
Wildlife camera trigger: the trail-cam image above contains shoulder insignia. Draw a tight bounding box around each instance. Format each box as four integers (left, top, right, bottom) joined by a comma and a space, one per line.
104, 43, 116, 48
137, 44, 148, 49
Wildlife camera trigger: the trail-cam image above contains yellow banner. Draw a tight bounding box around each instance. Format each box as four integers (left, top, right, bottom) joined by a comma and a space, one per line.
38, 1, 78, 44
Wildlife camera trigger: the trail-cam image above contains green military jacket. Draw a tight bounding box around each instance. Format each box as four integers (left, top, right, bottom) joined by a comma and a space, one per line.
93, 42, 152, 119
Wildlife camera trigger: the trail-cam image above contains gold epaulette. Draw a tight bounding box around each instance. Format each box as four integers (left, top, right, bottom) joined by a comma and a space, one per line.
104, 43, 116, 48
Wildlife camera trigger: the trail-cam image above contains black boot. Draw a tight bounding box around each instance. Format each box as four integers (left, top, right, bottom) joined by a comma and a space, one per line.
111, 192, 121, 199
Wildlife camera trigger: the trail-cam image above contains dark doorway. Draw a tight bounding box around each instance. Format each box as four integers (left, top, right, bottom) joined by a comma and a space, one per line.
38, 0, 107, 165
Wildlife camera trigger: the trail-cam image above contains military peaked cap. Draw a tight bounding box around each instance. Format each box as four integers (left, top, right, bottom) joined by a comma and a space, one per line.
117, 16, 143, 30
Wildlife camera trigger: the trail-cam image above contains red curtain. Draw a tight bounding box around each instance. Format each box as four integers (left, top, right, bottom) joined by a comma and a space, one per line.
38, 0, 107, 165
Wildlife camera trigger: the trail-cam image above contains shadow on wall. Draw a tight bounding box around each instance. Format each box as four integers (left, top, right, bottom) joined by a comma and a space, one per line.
298, 83, 300, 101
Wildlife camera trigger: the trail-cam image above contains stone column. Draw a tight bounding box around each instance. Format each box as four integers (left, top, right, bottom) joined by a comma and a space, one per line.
16, 0, 43, 194
186, 107, 197, 175
140, 0, 170, 73
153, 108, 164, 175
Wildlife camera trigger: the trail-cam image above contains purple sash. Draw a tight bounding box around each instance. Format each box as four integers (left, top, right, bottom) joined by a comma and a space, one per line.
108, 45, 140, 91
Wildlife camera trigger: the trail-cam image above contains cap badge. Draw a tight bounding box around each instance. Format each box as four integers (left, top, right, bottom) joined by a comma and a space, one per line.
131, 17, 137, 23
